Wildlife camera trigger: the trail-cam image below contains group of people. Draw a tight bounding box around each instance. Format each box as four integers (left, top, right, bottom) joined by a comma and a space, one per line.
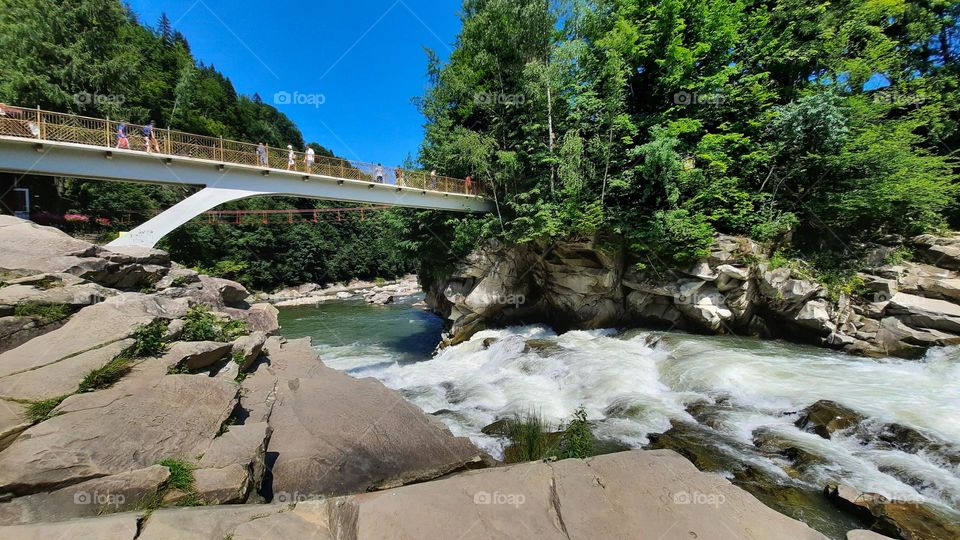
114, 120, 160, 153
0, 103, 478, 195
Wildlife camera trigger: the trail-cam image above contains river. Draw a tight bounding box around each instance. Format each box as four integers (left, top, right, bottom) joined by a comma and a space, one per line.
278, 295, 960, 538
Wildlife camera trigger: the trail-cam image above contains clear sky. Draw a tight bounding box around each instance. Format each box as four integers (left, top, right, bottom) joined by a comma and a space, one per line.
125, 0, 462, 167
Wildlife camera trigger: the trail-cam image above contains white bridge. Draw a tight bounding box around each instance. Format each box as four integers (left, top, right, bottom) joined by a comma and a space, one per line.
0, 108, 493, 248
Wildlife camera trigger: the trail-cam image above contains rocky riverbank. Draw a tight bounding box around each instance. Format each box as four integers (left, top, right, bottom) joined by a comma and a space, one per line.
0, 215, 843, 538
426, 234, 960, 358
253, 274, 421, 307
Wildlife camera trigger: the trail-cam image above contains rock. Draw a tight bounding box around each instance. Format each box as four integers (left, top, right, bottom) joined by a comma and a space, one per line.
886, 292, 960, 333
522, 338, 559, 353
480, 337, 497, 349
138, 505, 293, 540
0, 513, 139, 540
230, 332, 267, 372
875, 316, 960, 358
0, 293, 186, 380
759, 267, 822, 312
675, 283, 733, 332
480, 419, 510, 437
912, 233, 960, 270
0, 399, 29, 451
168, 341, 233, 371
795, 400, 864, 439
365, 291, 394, 305
846, 530, 895, 540
335, 291, 352, 299
874, 423, 960, 466
0, 274, 114, 310
794, 300, 836, 336
155, 265, 200, 290
825, 483, 960, 540
0, 465, 169, 524
0, 374, 237, 495
254, 338, 482, 497
0, 338, 132, 401
0, 315, 67, 355
190, 464, 250, 504
355, 449, 824, 539
717, 264, 750, 281
198, 422, 271, 502
684, 261, 719, 280
227, 303, 279, 335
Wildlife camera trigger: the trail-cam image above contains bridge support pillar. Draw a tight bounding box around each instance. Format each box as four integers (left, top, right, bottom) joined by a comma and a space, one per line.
107, 187, 271, 249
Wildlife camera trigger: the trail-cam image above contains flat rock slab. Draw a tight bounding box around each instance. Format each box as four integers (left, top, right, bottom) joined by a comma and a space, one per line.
260, 338, 481, 498
0, 374, 237, 495
110, 449, 825, 539
0, 512, 139, 540
0, 399, 29, 451
0, 338, 132, 401
0, 293, 186, 378
0, 465, 169, 524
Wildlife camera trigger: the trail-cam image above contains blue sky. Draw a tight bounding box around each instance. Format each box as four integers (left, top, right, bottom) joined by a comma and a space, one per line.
126, 0, 462, 167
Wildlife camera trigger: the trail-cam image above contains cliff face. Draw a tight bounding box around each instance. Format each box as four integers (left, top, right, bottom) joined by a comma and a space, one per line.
426, 234, 960, 358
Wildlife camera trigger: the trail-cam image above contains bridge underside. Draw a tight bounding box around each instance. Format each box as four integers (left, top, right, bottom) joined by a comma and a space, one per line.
0, 137, 492, 248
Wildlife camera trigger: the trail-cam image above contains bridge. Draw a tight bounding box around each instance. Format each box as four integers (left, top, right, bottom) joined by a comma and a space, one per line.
0, 106, 493, 248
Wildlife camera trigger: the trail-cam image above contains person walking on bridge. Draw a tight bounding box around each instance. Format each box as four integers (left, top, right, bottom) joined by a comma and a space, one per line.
465, 174, 473, 195
286, 144, 295, 170
305, 146, 315, 173
375, 163, 384, 183
430, 169, 437, 190
143, 120, 160, 153
256, 142, 268, 167
396, 167, 405, 187
116, 121, 129, 149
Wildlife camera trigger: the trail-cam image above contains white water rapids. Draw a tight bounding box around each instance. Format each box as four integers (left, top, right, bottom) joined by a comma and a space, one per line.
313, 321, 960, 516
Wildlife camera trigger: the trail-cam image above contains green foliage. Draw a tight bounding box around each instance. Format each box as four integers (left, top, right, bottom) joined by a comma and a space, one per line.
504, 410, 556, 463
558, 406, 592, 459
156, 458, 203, 506
180, 304, 248, 342
27, 395, 69, 422
129, 320, 168, 358
78, 356, 133, 393
14, 302, 69, 323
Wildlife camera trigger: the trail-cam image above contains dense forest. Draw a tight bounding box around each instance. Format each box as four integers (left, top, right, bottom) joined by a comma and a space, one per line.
0, 0, 415, 289
407, 0, 960, 282
2, 0, 959, 290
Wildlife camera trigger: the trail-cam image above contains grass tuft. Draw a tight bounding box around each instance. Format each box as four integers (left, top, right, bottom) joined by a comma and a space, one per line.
27, 395, 70, 422
14, 302, 70, 323
78, 356, 133, 393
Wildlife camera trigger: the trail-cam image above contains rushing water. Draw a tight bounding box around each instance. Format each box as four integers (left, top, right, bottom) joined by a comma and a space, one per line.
279, 296, 960, 536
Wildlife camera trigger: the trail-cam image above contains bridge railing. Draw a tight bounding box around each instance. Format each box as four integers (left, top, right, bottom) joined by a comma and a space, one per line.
0, 105, 486, 198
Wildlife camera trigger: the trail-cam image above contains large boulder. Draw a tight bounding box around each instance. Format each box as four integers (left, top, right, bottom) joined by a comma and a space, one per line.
825, 483, 960, 540
0, 338, 132, 401
885, 292, 960, 334
248, 338, 481, 498
0, 513, 139, 540
912, 233, 960, 270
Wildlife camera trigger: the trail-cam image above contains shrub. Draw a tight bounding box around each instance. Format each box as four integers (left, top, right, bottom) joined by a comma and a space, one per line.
129, 320, 168, 358
504, 410, 558, 463
156, 458, 203, 507
558, 406, 593, 459
181, 305, 248, 342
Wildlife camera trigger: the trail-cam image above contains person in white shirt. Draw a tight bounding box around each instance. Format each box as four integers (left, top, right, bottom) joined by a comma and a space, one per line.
375, 163, 384, 183
305, 146, 315, 173
287, 145, 295, 170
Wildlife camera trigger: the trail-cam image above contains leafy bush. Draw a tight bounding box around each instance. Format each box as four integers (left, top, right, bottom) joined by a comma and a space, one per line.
181, 305, 248, 342
129, 320, 168, 358
558, 406, 593, 459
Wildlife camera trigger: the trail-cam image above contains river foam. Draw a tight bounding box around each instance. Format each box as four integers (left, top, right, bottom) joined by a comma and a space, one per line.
317, 322, 960, 513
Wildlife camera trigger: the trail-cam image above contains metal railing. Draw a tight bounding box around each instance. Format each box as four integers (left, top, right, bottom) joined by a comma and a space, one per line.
0, 105, 485, 197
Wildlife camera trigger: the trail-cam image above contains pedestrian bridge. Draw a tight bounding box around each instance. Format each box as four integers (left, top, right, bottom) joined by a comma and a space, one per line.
0, 107, 492, 248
